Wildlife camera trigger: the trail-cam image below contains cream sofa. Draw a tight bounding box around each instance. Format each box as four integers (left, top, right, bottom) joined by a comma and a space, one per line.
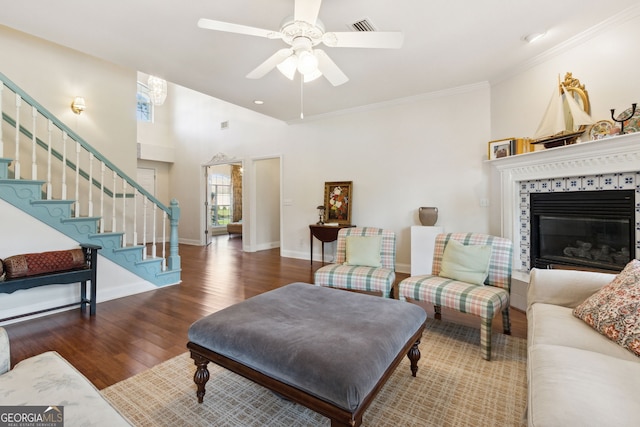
526, 268, 640, 426
0, 327, 131, 426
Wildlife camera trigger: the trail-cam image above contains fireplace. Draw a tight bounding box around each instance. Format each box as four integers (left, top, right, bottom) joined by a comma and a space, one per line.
530, 190, 635, 272
490, 133, 640, 310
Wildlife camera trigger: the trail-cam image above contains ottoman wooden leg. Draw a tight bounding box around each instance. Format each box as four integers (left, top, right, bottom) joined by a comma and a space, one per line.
191, 352, 211, 403
407, 339, 421, 377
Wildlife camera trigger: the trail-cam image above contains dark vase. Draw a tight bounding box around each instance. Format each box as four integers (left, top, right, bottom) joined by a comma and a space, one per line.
418, 207, 438, 226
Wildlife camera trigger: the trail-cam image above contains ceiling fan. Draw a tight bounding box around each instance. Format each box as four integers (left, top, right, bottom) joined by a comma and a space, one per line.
197, 0, 403, 86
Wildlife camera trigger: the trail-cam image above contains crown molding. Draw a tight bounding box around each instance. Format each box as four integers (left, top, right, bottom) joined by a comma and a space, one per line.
286, 81, 490, 125
492, 4, 640, 86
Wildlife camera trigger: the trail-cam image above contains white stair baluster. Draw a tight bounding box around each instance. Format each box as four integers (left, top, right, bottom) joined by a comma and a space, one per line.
46, 120, 53, 199
121, 178, 127, 246
61, 132, 67, 199
132, 188, 138, 246
88, 153, 94, 217
142, 196, 148, 259
100, 161, 106, 233
31, 106, 38, 180
112, 170, 117, 233
74, 141, 80, 217
152, 204, 157, 258
100, 162, 105, 233
13, 94, 21, 179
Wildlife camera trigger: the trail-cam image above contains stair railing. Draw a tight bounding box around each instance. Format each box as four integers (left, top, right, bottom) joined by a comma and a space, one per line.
0, 72, 180, 273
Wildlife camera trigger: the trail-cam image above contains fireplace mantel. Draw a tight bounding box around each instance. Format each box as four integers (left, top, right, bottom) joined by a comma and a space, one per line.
490, 132, 640, 274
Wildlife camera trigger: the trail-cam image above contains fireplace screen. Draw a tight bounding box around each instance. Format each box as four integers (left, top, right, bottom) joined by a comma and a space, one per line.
531, 190, 634, 272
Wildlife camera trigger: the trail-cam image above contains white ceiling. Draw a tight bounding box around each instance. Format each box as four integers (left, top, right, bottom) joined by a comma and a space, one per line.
0, 0, 637, 122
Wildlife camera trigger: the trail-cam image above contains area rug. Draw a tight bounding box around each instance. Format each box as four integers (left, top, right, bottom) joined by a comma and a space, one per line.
102, 319, 527, 426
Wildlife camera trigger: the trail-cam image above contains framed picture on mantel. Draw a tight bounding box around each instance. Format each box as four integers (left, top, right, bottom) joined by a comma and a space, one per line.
488, 138, 514, 160
324, 181, 352, 225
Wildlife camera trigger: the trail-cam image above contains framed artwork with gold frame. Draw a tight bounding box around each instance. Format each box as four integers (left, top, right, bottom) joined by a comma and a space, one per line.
323, 181, 352, 224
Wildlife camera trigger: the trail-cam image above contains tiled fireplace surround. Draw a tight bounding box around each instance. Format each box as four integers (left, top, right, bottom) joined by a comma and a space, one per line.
491, 132, 640, 310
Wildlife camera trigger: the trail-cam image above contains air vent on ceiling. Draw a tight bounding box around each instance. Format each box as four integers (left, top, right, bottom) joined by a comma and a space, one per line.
350, 18, 377, 32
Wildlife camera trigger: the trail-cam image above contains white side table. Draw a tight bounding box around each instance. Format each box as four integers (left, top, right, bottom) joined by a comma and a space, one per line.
410, 226, 444, 276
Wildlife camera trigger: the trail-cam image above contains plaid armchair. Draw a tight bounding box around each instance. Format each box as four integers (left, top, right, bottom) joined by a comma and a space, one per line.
314, 227, 396, 298
399, 232, 513, 360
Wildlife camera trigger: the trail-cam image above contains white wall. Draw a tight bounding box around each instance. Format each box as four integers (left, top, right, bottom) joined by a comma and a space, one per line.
0, 25, 137, 178
489, 12, 640, 235
280, 85, 492, 270
491, 12, 640, 140
158, 82, 492, 272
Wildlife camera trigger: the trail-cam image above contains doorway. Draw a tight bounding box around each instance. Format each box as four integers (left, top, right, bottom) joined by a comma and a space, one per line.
251, 157, 281, 252
204, 163, 243, 245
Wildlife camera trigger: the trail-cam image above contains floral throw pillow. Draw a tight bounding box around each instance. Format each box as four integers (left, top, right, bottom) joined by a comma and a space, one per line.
573, 259, 640, 357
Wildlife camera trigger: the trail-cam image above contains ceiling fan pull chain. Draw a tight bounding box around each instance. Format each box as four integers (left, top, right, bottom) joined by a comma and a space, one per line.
300, 77, 304, 119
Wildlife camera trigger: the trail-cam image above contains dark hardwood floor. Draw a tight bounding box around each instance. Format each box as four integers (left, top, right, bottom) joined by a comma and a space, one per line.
4, 235, 527, 389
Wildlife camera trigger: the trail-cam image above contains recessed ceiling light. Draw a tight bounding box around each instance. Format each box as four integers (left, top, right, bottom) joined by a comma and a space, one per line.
523, 32, 546, 43
253, 100, 264, 105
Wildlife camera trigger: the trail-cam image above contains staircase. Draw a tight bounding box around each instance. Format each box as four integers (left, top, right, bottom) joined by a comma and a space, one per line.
0, 72, 180, 287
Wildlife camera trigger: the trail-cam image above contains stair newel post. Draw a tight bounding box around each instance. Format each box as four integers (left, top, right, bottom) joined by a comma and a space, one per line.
162, 211, 167, 271
99, 162, 105, 233
61, 132, 68, 200
74, 141, 81, 217
152, 203, 157, 258
31, 105, 37, 180
46, 120, 53, 200
142, 196, 148, 259
0, 81, 4, 157
121, 178, 127, 247
111, 169, 117, 233
13, 94, 20, 179
168, 199, 181, 271
88, 152, 94, 217
132, 188, 138, 247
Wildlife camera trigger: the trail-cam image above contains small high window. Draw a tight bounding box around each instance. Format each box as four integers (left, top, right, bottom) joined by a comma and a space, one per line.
136, 81, 153, 122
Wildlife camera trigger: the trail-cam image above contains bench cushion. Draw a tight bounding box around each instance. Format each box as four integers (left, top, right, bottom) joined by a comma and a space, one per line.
188, 282, 426, 412
2, 249, 86, 280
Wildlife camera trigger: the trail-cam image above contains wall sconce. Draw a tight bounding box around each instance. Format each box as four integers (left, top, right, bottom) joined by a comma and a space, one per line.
71, 97, 86, 115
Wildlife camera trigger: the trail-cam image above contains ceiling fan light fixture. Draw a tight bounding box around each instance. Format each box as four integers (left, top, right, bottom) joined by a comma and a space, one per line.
276, 55, 297, 80
296, 50, 319, 75
303, 69, 323, 83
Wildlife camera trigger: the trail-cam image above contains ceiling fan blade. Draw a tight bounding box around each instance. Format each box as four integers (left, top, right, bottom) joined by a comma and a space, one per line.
294, 0, 322, 25
314, 49, 348, 86
323, 31, 404, 48
246, 48, 294, 79
198, 18, 282, 39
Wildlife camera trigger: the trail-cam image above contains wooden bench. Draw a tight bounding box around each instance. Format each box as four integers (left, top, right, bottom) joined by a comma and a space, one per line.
187, 283, 427, 427
0, 244, 101, 322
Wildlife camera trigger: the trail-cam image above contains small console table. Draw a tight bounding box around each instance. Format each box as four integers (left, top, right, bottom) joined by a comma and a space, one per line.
309, 224, 355, 265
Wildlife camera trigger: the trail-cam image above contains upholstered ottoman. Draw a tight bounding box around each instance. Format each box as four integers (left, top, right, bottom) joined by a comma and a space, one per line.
187, 282, 427, 427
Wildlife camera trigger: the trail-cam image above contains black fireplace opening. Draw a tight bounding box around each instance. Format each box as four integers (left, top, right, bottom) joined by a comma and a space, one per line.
530, 190, 635, 272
